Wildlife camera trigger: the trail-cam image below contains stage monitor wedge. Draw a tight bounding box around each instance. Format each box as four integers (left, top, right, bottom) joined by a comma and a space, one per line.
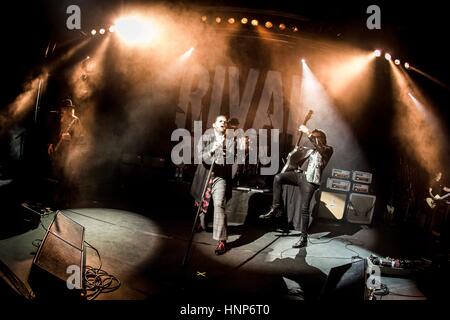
29, 211, 85, 300
320, 259, 369, 300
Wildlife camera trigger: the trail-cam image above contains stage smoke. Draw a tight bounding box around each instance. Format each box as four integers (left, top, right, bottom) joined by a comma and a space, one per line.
390, 60, 447, 175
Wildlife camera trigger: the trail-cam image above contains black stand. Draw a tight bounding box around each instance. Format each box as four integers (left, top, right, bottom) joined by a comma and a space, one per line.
181, 159, 215, 268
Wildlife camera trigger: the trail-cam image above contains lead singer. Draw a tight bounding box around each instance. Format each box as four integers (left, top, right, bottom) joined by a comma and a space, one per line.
190, 115, 234, 255
259, 125, 333, 248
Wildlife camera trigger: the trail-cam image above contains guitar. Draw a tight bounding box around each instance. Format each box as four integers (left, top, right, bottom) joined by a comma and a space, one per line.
281, 110, 313, 173
426, 193, 450, 209
50, 117, 78, 161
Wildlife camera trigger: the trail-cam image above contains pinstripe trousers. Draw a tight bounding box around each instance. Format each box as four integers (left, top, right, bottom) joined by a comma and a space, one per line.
211, 177, 227, 241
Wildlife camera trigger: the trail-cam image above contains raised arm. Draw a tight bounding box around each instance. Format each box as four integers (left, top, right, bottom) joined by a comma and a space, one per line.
299, 125, 333, 159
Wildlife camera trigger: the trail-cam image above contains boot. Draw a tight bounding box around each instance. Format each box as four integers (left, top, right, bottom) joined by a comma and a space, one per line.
292, 234, 308, 248
215, 240, 227, 255
259, 206, 283, 219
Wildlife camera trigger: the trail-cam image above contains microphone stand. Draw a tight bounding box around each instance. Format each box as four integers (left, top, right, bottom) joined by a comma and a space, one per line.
181, 156, 216, 269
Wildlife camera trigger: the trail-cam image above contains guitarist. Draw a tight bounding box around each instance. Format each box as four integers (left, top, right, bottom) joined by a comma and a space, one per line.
428, 171, 450, 206
47, 99, 84, 207
427, 172, 450, 243
259, 125, 333, 248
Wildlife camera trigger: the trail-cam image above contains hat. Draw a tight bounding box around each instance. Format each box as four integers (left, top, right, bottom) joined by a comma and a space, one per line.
60, 99, 75, 109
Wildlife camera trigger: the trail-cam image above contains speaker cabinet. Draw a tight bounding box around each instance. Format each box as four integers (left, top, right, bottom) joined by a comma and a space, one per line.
29, 211, 85, 299
346, 193, 376, 224
320, 259, 368, 300
318, 191, 347, 220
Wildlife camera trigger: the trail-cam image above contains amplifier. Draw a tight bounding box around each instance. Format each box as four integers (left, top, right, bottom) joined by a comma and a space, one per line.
318, 191, 347, 220
352, 171, 373, 184
327, 178, 351, 192
346, 193, 376, 224
331, 169, 351, 180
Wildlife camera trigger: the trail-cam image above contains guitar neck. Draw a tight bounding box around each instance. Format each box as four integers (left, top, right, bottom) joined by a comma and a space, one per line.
295, 132, 304, 148
438, 192, 450, 200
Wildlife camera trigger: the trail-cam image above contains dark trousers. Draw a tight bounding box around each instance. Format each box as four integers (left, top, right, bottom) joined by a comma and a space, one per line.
272, 171, 318, 233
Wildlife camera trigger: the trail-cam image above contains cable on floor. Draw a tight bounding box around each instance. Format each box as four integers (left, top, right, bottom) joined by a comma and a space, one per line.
83, 240, 121, 300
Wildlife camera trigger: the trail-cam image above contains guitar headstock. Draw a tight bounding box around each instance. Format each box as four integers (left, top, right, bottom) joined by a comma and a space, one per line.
304, 109, 313, 124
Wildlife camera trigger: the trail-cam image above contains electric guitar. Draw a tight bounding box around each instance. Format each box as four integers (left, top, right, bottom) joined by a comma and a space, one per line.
281, 110, 313, 173
426, 193, 450, 209
51, 117, 78, 161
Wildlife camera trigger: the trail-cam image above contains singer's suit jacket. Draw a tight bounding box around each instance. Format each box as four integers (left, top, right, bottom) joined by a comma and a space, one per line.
190, 131, 236, 202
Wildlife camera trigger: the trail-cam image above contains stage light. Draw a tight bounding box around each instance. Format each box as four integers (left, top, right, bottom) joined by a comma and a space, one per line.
215, 17, 221, 23
91, 29, 97, 35
201, 15, 207, 22
394, 59, 400, 65
179, 47, 195, 61
404, 62, 410, 69
301, 58, 306, 64
115, 16, 158, 46
265, 21, 273, 28
373, 49, 381, 57
109, 25, 115, 33
251, 19, 258, 26
228, 18, 235, 24
241, 17, 248, 24
384, 53, 391, 61
279, 23, 286, 30
99, 28, 105, 35
292, 26, 298, 32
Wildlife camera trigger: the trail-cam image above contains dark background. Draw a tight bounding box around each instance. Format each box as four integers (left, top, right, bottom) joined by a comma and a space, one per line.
0, 0, 449, 222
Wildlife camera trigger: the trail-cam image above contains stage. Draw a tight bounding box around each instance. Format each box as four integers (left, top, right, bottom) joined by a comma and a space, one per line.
0, 199, 435, 302
0, 0, 449, 310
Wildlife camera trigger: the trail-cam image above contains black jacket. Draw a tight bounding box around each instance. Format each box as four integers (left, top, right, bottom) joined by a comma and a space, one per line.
190, 131, 234, 202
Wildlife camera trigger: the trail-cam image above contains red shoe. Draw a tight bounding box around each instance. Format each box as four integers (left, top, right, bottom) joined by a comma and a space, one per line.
215, 241, 227, 255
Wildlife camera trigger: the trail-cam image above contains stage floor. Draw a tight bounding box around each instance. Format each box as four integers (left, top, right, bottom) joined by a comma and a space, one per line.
0, 204, 436, 303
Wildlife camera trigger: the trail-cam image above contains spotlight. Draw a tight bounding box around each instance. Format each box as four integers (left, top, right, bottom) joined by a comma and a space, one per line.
228, 18, 235, 24
373, 49, 381, 57
384, 53, 391, 61
201, 15, 207, 22
404, 62, 410, 69
251, 19, 258, 26
91, 29, 97, 35
215, 17, 221, 23
292, 26, 298, 32
279, 23, 286, 30
241, 17, 248, 24
179, 47, 195, 61
115, 16, 158, 46
394, 59, 401, 65
265, 21, 273, 28
99, 28, 106, 35
301, 58, 306, 64
109, 25, 115, 33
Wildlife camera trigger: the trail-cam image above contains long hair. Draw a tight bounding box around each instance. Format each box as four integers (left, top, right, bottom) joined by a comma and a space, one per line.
311, 129, 327, 145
